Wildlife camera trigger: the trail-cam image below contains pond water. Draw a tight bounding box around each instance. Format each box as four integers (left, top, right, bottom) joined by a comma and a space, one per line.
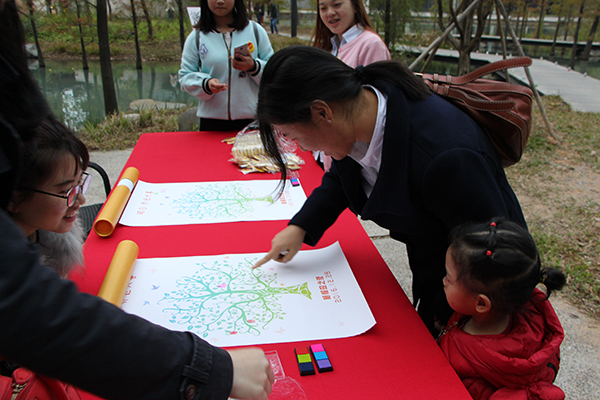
30, 48, 599, 131
29, 60, 197, 131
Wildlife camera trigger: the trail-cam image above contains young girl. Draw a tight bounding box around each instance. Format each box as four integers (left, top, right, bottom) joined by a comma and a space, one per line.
8, 115, 89, 277
312, 0, 390, 170
439, 218, 566, 399
179, 0, 274, 132
312, 0, 390, 68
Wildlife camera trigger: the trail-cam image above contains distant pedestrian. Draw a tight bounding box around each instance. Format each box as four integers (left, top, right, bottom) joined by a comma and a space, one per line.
268, 0, 278, 34
256, 2, 264, 24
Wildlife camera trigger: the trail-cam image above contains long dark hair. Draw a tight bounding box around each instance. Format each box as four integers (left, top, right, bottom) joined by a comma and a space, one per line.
448, 218, 566, 315
311, 0, 376, 51
257, 45, 429, 186
194, 0, 249, 33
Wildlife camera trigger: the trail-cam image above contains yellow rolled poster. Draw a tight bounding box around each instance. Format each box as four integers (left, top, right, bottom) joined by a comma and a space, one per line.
93, 167, 140, 237
97, 240, 139, 307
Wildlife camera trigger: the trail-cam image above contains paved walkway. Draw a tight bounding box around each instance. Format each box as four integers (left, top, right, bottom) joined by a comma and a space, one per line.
402, 46, 600, 113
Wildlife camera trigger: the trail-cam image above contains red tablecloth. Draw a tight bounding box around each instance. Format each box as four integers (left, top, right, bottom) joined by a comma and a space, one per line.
74, 131, 470, 399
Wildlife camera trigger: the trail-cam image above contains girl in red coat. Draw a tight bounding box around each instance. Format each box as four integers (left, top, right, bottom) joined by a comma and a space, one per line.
438, 218, 566, 400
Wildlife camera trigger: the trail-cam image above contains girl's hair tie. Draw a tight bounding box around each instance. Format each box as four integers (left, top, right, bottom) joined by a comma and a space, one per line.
486, 250, 492, 256
355, 65, 365, 80
490, 222, 497, 227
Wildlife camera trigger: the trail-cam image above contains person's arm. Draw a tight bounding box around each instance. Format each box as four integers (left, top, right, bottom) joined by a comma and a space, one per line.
0, 210, 272, 400
289, 168, 351, 246
179, 30, 223, 100
248, 22, 274, 83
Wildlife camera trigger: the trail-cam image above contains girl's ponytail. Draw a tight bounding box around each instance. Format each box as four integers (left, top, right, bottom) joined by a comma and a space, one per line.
540, 267, 566, 299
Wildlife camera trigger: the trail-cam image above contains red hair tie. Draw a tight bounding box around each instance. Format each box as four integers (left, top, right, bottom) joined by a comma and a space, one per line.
490, 222, 497, 227
486, 250, 492, 256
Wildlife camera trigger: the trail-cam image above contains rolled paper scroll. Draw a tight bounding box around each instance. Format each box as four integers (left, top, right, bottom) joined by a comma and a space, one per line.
93, 167, 140, 237
97, 240, 139, 307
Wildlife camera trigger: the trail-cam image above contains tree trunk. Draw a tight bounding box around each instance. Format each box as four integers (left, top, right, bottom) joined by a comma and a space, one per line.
177, 0, 185, 50
570, 0, 585, 69
550, 16, 561, 58
384, 0, 391, 48
535, 0, 545, 39
580, 15, 599, 60
291, 0, 297, 37
27, 2, 45, 68
139, 0, 153, 39
97, 0, 119, 115
75, 0, 88, 70
519, 8, 528, 39
563, 8, 572, 40
130, 0, 143, 69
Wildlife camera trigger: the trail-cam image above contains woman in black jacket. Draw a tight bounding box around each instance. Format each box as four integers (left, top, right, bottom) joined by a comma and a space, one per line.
253, 46, 526, 335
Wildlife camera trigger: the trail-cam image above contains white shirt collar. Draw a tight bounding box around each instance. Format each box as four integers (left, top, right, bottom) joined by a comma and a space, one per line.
331, 24, 364, 56
348, 85, 387, 196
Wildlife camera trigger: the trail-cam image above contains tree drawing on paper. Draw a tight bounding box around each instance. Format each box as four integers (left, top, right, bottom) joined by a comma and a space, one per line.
170, 183, 274, 220
159, 258, 312, 337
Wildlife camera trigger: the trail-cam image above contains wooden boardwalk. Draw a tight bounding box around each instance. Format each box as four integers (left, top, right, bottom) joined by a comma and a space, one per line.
403, 46, 600, 113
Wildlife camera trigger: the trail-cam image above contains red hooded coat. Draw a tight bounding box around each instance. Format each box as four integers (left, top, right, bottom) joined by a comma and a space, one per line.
438, 289, 565, 400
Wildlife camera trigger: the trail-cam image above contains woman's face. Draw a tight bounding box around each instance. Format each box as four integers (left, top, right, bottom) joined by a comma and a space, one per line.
207, 0, 235, 19
273, 119, 355, 161
319, 0, 357, 39
11, 154, 86, 237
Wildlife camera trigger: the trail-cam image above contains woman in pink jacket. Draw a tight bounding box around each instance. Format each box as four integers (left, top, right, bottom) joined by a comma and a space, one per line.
438, 218, 566, 399
311, 0, 390, 171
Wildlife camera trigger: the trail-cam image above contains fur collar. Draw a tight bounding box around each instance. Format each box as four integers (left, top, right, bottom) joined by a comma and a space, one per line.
36, 219, 85, 278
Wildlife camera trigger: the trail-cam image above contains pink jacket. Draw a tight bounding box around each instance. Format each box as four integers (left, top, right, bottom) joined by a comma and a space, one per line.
438, 290, 565, 400
336, 29, 390, 68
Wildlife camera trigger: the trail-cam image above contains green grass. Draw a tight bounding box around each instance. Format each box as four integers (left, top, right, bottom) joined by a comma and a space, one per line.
506, 96, 600, 317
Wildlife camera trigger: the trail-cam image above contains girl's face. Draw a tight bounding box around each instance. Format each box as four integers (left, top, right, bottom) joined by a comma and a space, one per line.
208, 0, 235, 19
319, 0, 357, 39
443, 248, 478, 316
11, 154, 86, 238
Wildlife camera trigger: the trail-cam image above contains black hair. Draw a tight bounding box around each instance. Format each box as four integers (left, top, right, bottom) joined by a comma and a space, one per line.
12, 115, 89, 205
194, 0, 249, 33
448, 218, 566, 315
257, 45, 430, 188
1, 0, 52, 209
0, 0, 50, 142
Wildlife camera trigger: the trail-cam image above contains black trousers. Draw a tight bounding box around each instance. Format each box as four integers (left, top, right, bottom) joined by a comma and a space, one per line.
199, 118, 254, 132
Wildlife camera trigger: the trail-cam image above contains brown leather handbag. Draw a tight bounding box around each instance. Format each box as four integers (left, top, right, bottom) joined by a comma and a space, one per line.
419, 57, 534, 167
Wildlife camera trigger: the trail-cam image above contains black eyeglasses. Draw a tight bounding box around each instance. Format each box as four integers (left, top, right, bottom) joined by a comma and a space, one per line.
31, 172, 91, 207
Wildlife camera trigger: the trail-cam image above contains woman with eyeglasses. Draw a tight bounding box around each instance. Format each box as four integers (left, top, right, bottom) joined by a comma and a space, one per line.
7, 115, 90, 277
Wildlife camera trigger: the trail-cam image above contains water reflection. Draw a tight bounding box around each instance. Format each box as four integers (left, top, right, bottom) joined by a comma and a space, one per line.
30, 60, 197, 131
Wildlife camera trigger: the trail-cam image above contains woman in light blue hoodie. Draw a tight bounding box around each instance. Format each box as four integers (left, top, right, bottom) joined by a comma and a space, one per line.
179, 0, 274, 131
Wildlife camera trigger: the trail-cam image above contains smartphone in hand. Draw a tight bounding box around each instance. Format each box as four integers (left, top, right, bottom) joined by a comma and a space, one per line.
234, 43, 250, 61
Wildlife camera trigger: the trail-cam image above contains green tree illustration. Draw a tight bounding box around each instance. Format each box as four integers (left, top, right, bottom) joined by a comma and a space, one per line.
159, 257, 311, 337
170, 183, 274, 220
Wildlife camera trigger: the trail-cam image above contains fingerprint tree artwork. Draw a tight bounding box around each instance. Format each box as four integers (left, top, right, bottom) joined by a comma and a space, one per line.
170, 182, 275, 221
159, 257, 312, 338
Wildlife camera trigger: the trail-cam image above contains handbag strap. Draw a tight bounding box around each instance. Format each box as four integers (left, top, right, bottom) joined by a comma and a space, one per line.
422, 57, 532, 86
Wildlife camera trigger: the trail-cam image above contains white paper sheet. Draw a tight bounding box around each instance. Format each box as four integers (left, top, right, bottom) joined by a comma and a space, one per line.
121, 243, 376, 347
119, 179, 306, 226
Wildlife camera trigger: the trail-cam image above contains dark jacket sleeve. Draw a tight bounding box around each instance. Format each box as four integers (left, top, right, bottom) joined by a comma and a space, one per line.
0, 210, 233, 400
289, 167, 351, 246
